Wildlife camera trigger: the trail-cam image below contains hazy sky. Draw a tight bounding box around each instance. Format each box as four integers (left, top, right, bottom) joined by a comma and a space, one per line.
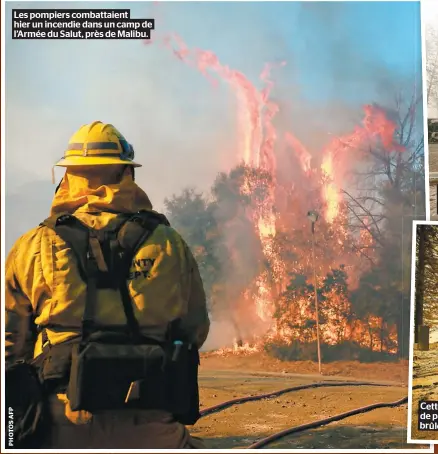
6, 1, 422, 252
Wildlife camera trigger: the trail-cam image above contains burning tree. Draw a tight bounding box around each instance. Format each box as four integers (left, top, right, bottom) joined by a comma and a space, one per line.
320, 266, 353, 345
345, 91, 425, 357
158, 34, 424, 361
209, 165, 273, 340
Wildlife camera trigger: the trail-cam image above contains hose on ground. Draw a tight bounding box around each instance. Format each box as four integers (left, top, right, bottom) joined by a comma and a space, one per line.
199, 380, 393, 417
246, 395, 408, 449
412, 383, 438, 389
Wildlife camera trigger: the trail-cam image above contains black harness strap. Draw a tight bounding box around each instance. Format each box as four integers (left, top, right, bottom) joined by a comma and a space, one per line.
41, 214, 90, 282
116, 211, 169, 342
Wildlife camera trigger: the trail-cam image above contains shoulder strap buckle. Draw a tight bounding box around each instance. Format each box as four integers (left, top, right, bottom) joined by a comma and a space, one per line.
55, 214, 76, 226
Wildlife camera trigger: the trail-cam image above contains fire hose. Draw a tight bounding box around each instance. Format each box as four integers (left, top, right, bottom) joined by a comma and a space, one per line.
246, 396, 407, 448
199, 380, 393, 417
198, 381, 407, 449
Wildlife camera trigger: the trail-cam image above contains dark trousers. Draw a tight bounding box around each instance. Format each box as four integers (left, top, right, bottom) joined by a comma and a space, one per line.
41, 395, 205, 449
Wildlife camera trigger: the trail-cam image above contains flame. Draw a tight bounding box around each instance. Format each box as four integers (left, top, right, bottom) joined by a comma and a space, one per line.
362, 104, 405, 152
255, 210, 278, 322
319, 104, 405, 223
259, 62, 286, 173
146, 35, 405, 356
160, 33, 269, 168
321, 152, 339, 223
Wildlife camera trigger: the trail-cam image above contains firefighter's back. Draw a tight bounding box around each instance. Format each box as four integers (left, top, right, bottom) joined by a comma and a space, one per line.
31, 210, 198, 352
5, 121, 210, 449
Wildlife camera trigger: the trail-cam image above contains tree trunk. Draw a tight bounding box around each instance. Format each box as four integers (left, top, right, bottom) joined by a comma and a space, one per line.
415, 226, 426, 343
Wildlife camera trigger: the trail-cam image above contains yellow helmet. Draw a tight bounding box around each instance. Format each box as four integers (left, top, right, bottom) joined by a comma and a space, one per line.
55, 121, 141, 168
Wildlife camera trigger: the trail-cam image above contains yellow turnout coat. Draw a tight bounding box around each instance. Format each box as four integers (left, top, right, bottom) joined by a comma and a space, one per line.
5, 170, 210, 449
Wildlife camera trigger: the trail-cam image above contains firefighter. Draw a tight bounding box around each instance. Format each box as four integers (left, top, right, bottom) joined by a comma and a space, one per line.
5, 121, 210, 449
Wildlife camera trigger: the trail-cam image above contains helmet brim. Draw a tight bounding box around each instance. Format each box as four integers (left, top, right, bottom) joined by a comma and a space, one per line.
55, 156, 142, 168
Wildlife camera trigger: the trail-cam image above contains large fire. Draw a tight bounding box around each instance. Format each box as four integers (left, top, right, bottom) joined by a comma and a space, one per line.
147, 34, 404, 356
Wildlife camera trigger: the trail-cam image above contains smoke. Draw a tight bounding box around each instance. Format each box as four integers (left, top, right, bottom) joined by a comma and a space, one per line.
201, 319, 237, 351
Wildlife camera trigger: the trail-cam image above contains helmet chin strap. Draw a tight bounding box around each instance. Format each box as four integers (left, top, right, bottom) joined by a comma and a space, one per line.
112, 165, 135, 183
124, 165, 135, 181
55, 178, 64, 194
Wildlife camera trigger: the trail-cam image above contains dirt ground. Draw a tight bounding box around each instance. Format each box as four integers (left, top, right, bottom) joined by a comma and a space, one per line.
192, 352, 428, 449
411, 343, 438, 442
201, 351, 410, 383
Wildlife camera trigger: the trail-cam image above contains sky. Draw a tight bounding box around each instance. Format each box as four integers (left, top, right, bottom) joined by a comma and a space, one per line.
5, 1, 423, 252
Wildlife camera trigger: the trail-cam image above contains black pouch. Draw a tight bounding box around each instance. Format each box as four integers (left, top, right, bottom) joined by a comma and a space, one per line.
5, 360, 52, 449
40, 340, 76, 385
166, 345, 201, 425
67, 335, 168, 413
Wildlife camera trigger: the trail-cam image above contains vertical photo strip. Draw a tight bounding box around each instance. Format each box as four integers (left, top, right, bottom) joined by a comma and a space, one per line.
408, 0, 438, 445
409, 222, 438, 444
2, 0, 433, 452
